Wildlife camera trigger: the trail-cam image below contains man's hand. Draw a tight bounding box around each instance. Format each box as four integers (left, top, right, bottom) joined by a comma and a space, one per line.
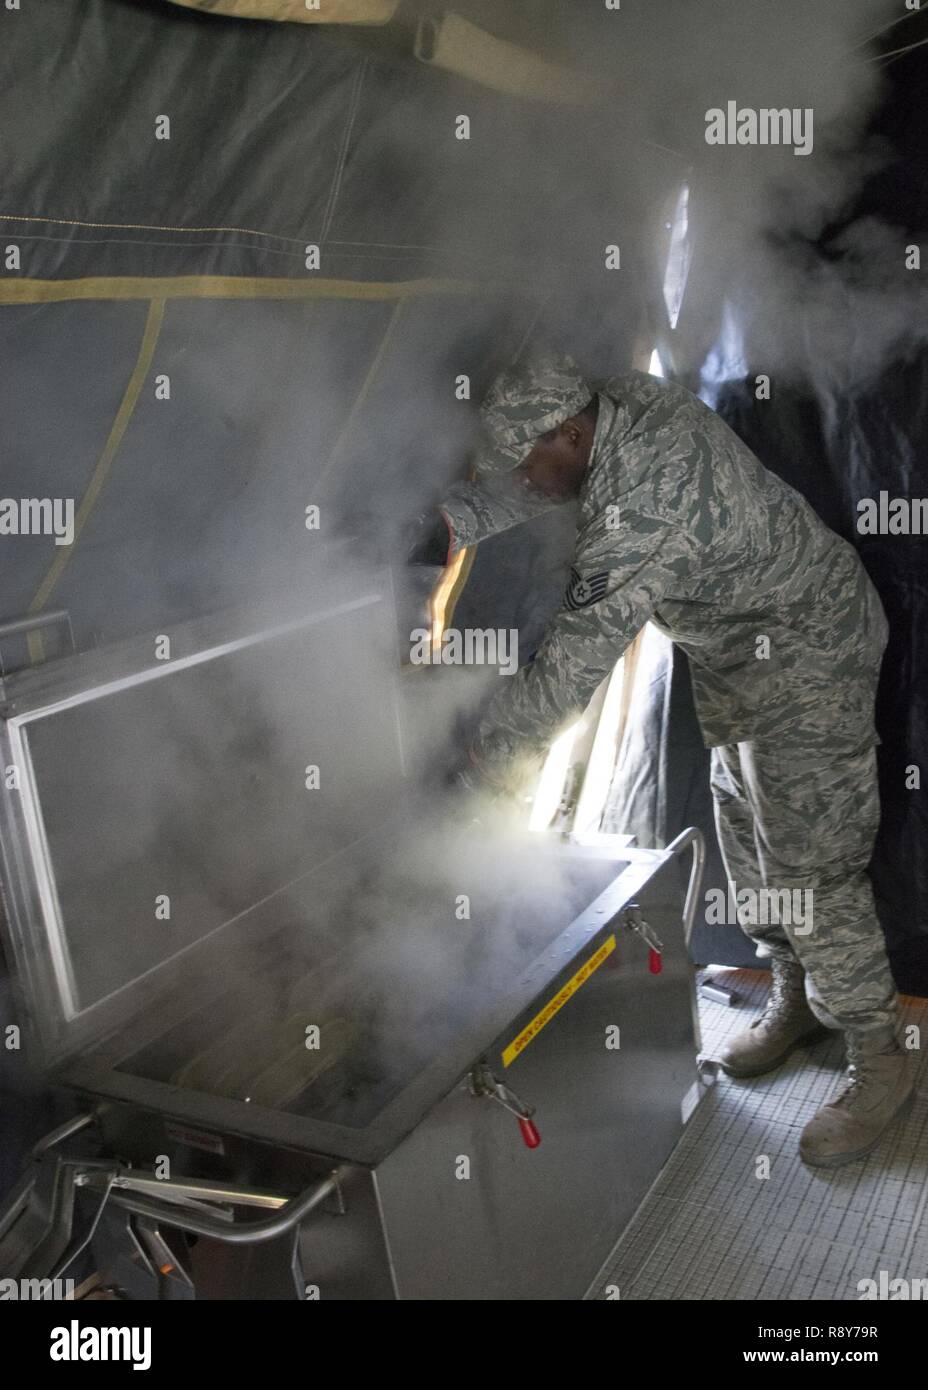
446, 746, 492, 797
449, 763, 478, 797
445, 748, 528, 826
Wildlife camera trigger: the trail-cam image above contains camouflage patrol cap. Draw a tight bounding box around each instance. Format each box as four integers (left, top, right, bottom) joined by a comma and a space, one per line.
474, 350, 592, 477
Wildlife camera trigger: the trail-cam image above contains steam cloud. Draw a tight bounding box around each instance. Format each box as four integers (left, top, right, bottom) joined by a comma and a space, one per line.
4, 0, 925, 1130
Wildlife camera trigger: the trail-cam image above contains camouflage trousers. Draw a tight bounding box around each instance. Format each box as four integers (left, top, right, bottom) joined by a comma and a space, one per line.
709, 735, 899, 1039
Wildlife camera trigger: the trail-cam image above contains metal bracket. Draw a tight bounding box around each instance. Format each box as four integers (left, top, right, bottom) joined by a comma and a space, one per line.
469, 1061, 534, 1120
622, 901, 663, 955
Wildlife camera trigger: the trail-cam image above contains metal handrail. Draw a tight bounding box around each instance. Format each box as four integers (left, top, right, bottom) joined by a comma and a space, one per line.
664, 827, 706, 950
107, 1169, 344, 1245
12, 1112, 341, 1250
29, 1111, 95, 1160
78, 1168, 292, 1212
0, 609, 75, 675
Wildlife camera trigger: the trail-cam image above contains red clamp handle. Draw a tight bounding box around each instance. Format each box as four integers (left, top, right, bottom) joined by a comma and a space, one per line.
648, 947, 663, 975
518, 1116, 541, 1149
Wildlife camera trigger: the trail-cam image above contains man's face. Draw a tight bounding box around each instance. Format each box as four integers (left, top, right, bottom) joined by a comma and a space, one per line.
511, 414, 595, 503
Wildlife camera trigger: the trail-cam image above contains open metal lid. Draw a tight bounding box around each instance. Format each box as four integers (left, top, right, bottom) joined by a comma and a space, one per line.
0, 565, 405, 1067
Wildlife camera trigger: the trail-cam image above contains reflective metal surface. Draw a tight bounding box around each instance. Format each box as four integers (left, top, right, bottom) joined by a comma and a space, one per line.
0, 577, 704, 1298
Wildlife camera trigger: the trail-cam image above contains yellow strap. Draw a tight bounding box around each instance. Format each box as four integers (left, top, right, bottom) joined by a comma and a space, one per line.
27, 299, 166, 661
0, 276, 481, 305
12, 274, 489, 661
166, 0, 400, 24
0, 212, 307, 241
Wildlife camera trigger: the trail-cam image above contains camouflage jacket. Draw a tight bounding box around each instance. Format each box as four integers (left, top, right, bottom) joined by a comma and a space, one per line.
440, 372, 888, 786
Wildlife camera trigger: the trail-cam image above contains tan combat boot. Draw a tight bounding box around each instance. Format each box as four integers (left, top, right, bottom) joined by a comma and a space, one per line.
718, 957, 829, 1078
799, 1031, 916, 1168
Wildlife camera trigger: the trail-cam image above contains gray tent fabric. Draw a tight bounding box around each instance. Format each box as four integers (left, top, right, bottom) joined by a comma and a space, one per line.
0, 0, 658, 646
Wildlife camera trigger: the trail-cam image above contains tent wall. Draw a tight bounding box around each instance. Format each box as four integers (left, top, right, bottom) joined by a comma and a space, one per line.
0, 0, 661, 650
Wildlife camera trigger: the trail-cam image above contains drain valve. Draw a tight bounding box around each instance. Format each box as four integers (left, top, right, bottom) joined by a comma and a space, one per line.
623, 902, 664, 974
469, 1063, 541, 1149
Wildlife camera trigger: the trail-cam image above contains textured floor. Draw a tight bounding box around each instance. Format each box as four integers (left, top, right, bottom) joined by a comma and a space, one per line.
592, 969, 928, 1300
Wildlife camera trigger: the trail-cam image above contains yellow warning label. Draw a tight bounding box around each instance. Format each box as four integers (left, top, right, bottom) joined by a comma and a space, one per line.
502, 933, 616, 1068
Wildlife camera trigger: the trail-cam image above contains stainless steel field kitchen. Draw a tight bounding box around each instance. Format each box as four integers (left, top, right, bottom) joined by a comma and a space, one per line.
0, 570, 705, 1300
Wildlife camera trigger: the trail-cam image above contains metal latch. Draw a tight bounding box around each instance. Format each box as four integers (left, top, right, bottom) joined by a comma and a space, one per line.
623, 902, 663, 974
469, 1063, 541, 1149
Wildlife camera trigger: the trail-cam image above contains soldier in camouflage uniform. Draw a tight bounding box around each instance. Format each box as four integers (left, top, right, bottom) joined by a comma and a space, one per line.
415, 349, 913, 1168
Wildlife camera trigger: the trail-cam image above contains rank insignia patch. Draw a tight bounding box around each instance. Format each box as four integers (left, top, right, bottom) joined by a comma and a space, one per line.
565, 567, 610, 610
